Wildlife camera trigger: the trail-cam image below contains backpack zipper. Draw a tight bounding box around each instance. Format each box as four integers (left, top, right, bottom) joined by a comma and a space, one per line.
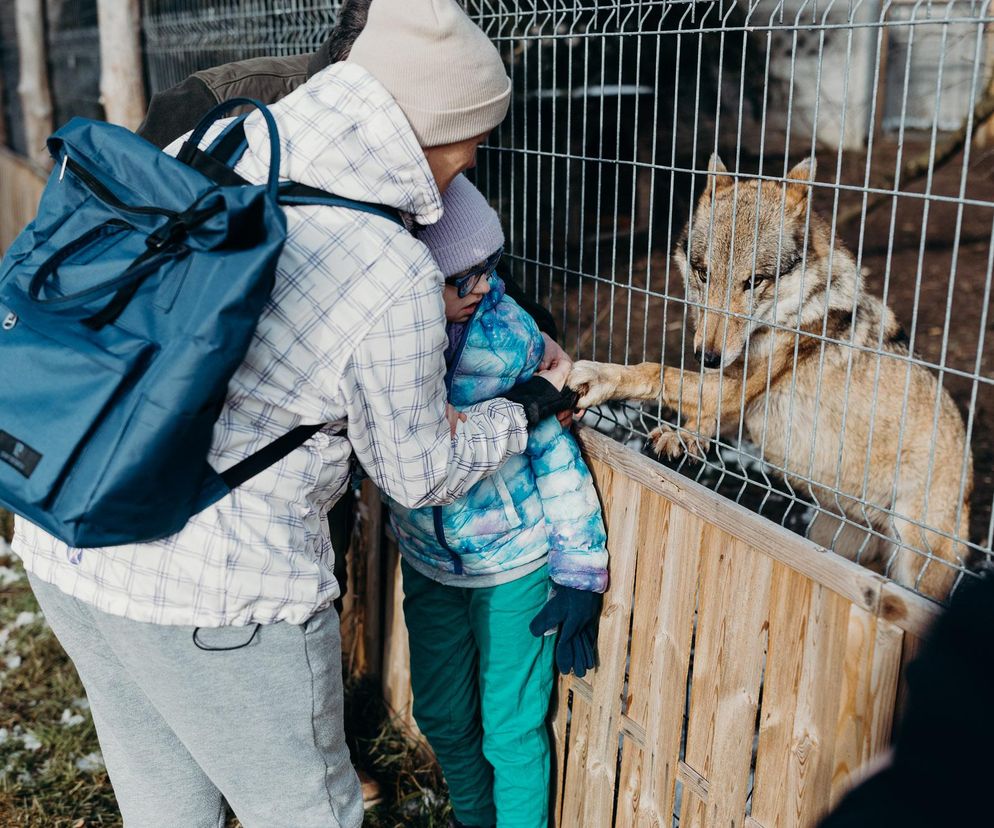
62, 154, 180, 219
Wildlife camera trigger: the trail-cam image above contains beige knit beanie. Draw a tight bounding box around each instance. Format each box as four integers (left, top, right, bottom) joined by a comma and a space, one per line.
346, 0, 512, 147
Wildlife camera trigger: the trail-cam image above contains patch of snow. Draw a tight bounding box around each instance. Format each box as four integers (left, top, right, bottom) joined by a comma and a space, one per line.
0, 566, 23, 586
5, 654, 21, 670
72, 697, 90, 711
0, 727, 8, 745
74, 752, 104, 772
60, 708, 85, 728
20, 731, 41, 751
14, 612, 38, 628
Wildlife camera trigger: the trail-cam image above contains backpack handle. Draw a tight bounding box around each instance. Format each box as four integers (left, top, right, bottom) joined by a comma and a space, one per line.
27, 221, 185, 315
179, 98, 282, 201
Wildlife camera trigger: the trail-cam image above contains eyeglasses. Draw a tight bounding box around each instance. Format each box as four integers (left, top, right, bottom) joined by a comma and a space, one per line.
444, 247, 503, 298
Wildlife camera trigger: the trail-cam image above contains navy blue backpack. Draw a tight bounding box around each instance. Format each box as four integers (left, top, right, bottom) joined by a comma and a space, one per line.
0, 100, 402, 548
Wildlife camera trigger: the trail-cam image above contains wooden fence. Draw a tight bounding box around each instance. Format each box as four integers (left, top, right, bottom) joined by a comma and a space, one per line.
341, 426, 940, 828
0, 149, 940, 827
0, 148, 46, 252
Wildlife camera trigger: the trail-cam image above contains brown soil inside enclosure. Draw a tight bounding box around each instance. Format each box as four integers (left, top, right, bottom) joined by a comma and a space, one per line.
520, 136, 993, 559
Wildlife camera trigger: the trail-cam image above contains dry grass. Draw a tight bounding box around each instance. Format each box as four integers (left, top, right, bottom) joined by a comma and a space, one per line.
0, 513, 448, 827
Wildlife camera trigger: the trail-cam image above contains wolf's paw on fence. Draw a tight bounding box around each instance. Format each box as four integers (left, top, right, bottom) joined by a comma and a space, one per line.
648, 424, 710, 462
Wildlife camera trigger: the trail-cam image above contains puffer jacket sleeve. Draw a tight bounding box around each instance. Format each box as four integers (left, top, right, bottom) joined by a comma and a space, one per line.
527, 418, 609, 593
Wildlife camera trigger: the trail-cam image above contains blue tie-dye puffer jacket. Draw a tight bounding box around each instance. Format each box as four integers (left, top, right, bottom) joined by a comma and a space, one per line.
386, 277, 608, 592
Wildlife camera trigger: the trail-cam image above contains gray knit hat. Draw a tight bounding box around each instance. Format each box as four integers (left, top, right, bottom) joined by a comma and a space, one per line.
346, 0, 512, 147
419, 174, 504, 277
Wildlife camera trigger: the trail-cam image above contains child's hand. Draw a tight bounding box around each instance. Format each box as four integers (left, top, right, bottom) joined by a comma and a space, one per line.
445, 403, 467, 437
529, 585, 601, 678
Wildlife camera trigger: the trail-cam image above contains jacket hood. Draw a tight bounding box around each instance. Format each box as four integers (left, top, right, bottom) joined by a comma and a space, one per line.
242, 62, 443, 224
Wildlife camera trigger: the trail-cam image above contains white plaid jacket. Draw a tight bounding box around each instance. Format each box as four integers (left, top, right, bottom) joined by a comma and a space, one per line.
14, 64, 528, 626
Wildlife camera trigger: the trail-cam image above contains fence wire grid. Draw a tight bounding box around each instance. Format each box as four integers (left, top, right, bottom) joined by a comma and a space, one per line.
140, 0, 994, 603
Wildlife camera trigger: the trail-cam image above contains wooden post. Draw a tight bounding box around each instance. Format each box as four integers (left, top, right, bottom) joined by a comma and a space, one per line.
96, 0, 146, 129
14, 0, 53, 168
0, 65, 9, 147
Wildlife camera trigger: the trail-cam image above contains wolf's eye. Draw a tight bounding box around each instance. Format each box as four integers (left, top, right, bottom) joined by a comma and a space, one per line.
693, 269, 708, 284
743, 273, 773, 290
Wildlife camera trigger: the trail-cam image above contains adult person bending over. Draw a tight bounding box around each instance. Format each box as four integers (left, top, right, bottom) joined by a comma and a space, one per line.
12, 2, 573, 827
137, 0, 567, 585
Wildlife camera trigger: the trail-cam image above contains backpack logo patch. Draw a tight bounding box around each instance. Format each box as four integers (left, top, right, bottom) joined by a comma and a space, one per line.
0, 432, 41, 478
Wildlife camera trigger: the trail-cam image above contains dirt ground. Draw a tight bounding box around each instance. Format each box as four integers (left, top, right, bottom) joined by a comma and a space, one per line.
523, 133, 994, 565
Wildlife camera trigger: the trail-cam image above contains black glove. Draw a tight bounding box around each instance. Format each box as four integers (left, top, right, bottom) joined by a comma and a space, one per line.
501, 377, 578, 428
529, 585, 602, 678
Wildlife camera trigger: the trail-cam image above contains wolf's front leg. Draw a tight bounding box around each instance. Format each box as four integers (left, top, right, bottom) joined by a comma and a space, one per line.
569, 361, 664, 408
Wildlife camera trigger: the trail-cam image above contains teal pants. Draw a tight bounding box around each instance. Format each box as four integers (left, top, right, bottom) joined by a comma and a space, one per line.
401, 561, 556, 828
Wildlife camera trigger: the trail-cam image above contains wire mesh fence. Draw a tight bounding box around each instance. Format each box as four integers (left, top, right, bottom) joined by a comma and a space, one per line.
143, 0, 341, 92
468, 0, 994, 603
139, 0, 994, 603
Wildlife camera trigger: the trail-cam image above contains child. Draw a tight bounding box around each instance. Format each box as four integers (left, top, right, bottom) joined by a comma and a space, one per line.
386, 175, 609, 828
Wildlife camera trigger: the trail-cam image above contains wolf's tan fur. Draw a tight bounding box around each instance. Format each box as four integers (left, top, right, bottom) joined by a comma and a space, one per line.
569, 156, 973, 600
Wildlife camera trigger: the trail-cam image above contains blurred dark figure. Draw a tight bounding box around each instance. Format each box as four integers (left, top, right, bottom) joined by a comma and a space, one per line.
820, 572, 994, 827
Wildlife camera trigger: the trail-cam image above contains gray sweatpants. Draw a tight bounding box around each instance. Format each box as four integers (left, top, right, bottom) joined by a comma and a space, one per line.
28, 575, 363, 828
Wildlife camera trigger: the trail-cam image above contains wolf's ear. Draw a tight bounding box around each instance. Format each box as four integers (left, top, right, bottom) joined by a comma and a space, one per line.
703, 153, 732, 199
785, 157, 816, 211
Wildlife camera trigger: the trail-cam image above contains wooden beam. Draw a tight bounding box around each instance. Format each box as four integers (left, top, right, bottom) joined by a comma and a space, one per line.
575, 425, 941, 638
14, 0, 53, 168
96, 0, 146, 129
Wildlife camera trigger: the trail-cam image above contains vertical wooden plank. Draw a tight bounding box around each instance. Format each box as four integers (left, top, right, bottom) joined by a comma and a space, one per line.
96, 0, 146, 129
753, 575, 852, 827
617, 501, 703, 827
751, 565, 814, 826
622, 492, 674, 729
680, 528, 773, 827
549, 677, 572, 828
380, 533, 422, 739
894, 632, 923, 727
14, 0, 53, 168
558, 458, 616, 823
830, 612, 902, 808
580, 468, 642, 827
560, 685, 595, 828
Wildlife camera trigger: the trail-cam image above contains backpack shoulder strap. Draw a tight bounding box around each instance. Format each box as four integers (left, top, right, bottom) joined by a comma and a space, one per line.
219, 424, 329, 491
183, 121, 406, 227
278, 183, 404, 227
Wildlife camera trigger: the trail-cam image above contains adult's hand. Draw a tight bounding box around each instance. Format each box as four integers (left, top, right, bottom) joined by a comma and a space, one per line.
540, 333, 571, 371
445, 403, 467, 437
540, 333, 575, 427
536, 359, 571, 392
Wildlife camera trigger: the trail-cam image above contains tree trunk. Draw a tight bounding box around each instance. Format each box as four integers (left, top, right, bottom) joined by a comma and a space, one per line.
97, 0, 146, 130
14, 0, 53, 168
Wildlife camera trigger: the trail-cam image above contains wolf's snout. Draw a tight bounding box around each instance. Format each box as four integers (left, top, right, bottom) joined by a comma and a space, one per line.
694, 347, 722, 369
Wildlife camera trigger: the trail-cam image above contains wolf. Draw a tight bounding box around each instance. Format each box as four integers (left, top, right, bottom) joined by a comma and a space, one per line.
569, 156, 973, 600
